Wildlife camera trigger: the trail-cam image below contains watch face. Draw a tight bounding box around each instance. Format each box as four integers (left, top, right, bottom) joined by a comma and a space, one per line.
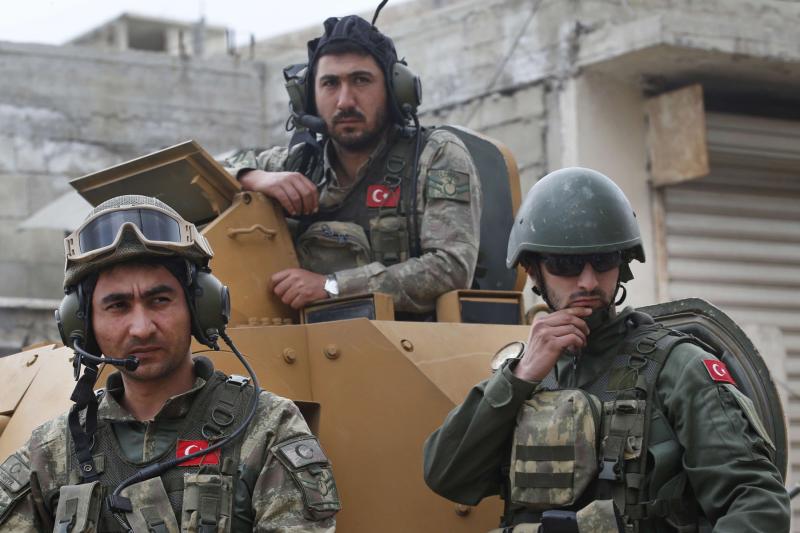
490, 341, 525, 371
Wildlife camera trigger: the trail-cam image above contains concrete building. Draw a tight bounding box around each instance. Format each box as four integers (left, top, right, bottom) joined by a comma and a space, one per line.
0, 0, 798, 522
68, 13, 231, 57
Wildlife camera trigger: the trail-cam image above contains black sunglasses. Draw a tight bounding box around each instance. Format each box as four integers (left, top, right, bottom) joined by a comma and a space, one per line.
539, 252, 623, 277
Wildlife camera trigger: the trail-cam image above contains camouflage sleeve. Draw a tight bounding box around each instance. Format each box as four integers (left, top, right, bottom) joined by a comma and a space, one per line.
244, 391, 339, 532
657, 344, 790, 532
423, 361, 537, 505
223, 146, 291, 180
335, 129, 482, 313
0, 447, 36, 532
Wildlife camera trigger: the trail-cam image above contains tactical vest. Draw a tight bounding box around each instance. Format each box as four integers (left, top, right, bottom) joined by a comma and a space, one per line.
504, 312, 711, 533
57, 367, 253, 532
286, 127, 431, 269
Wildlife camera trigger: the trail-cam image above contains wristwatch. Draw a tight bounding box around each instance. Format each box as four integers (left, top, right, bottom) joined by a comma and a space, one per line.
324, 275, 339, 298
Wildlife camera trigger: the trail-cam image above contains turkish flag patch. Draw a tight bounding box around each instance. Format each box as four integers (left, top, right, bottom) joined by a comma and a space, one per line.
176, 440, 220, 466
703, 359, 736, 385
366, 185, 400, 207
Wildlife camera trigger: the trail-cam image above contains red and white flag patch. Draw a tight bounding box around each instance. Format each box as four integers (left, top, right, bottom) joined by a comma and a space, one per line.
366, 185, 400, 207
703, 359, 736, 385
177, 440, 220, 466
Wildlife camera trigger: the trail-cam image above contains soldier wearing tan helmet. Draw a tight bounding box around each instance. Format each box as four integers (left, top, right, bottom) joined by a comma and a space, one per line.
423, 168, 789, 532
0, 195, 340, 531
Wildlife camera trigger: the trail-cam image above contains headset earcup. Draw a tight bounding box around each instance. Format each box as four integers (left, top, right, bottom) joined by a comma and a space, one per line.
56, 291, 85, 349
192, 270, 230, 346
391, 62, 422, 115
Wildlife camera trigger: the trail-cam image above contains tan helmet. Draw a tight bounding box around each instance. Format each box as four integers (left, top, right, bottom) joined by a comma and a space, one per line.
63, 195, 213, 289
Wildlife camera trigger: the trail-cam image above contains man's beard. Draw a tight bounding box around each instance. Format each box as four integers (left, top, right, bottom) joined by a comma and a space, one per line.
328, 107, 388, 151
547, 287, 616, 332
547, 288, 612, 311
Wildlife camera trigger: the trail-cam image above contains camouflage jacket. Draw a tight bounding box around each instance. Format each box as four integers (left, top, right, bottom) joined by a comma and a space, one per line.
225, 128, 481, 314
422, 307, 790, 532
0, 357, 339, 532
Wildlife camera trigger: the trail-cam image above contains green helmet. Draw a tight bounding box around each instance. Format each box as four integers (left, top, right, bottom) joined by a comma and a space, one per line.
63, 195, 214, 289
506, 167, 644, 281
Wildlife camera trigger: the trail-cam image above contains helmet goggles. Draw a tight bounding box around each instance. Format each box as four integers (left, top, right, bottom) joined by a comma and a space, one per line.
65, 203, 212, 263
539, 251, 623, 277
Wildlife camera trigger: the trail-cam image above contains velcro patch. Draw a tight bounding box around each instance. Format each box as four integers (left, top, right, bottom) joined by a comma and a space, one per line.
366, 185, 401, 207
703, 360, 736, 385
176, 440, 220, 466
426, 169, 471, 202
0, 453, 29, 493
276, 437, 329, 470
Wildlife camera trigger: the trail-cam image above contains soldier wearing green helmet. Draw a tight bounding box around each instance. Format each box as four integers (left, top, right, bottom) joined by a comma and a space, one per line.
0, 195, 340, 531
423, 168, 790, 532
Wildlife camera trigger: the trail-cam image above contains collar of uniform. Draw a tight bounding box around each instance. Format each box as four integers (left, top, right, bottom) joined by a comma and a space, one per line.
321, 126, 397, 195
553, 306, 637, 387
98, 356, 216, 422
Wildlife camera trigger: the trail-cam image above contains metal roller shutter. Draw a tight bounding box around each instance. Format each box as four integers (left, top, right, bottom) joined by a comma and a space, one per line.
662, 112, 800, 519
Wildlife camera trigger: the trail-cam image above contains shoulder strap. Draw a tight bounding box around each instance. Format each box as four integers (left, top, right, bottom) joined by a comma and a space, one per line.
285, 140, 326, 188
384, 127, 430, 258
615, 319, 706, 531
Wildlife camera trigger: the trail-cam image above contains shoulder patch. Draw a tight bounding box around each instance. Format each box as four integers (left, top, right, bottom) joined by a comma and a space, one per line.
275, 436, 329, 470
0, 453, 29, 494
272, 436, 341, 520
703, 359, 736, 385
426, 169, 471, 202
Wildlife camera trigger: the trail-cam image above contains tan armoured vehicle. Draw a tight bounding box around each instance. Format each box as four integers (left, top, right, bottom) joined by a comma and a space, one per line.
0, 138, 788, 532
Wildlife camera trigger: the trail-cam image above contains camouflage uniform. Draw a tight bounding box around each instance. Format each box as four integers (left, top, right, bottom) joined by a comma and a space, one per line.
423, 307, 790, 532
0, 357, 339, 532
226, 127, 481, 314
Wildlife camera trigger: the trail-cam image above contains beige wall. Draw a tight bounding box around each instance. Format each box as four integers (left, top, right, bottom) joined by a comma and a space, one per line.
548, 71, 657, 308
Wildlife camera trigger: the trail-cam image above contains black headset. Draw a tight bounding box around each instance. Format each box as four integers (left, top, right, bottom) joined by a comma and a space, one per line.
284, 10, 422, 135
56, 260, 231, 352
284, 59, 421, 135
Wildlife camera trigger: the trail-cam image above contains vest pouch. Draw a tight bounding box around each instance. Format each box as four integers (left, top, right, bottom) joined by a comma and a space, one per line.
53, 481, 103, 533
369, 215, 409, 266
296, 221, 372, 274
600, 399, 646, 467
180, 473, 233, 533
510, 389, 601, 509
576, 499, 620, 533
121, 477, 179, 533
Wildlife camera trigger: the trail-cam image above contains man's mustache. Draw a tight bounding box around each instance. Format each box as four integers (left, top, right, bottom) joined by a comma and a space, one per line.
333, 110, 365, 123
568, 289, 609, 303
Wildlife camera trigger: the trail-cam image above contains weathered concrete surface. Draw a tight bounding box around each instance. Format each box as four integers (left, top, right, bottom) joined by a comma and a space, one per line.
0, 41, 270, 306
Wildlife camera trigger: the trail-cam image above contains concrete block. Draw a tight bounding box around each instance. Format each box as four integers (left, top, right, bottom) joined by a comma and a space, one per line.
24, 261, 64, 300
0, 136, 15, 173
0, 262, 30, 298
0, 175, 30, 218
26, 175, 71, 215
482, 120, 545, 170
466, 85, 547, 131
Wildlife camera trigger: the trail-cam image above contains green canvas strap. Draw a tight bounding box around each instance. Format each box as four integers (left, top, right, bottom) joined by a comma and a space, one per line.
615, 324, 700, 531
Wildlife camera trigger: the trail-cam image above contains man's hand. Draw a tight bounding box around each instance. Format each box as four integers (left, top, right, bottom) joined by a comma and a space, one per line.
513, 307, 592, 382
239, 170, 319, 216
272, 268, 329, 310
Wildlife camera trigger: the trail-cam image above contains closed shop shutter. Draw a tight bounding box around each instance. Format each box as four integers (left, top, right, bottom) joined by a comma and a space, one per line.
662, 112, 800, 498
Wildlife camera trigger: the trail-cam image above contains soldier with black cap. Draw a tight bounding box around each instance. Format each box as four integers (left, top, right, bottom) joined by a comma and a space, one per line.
422, 168, 790, 532
226, 9, 481, 316
0, 195, 340, 531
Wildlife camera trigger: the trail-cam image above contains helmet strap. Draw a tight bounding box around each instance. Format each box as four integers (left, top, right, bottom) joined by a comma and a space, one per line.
614, 282, 627, 306
530, 261, 557, 311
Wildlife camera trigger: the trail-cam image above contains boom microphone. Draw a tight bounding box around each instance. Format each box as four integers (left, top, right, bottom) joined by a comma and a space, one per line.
296, 112, 328, 135
72, 338, 140, 371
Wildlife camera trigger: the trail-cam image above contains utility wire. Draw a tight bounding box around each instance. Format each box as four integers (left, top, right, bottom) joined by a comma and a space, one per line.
464, 0, 543, 127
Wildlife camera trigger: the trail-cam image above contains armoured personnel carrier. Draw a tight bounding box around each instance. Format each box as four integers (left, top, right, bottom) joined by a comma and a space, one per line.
0, 138, 787, 532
